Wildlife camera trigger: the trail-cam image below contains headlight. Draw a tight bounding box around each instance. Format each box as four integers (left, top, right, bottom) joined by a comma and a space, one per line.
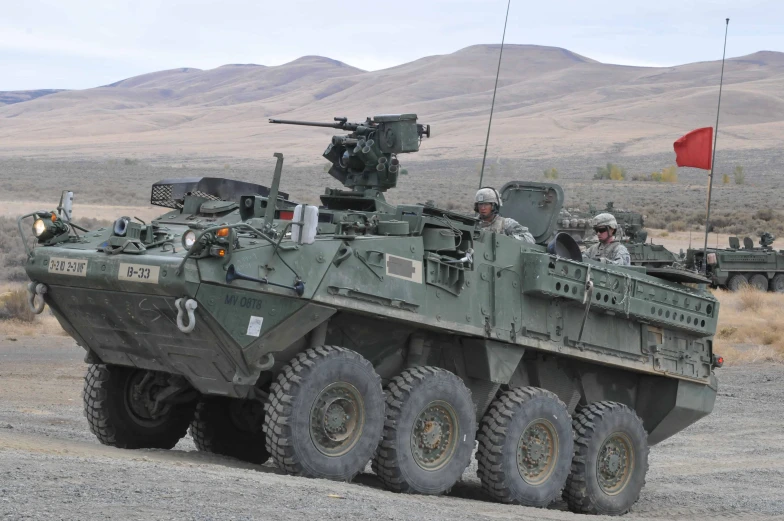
31, 213, 68, 243
182, 230, 197, 250
33, 218, 47, 238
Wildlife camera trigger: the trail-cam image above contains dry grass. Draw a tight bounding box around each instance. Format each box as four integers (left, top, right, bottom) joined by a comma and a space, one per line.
0, 283, 68, 336
0, 314, 67, 337
712, 286, 784, 365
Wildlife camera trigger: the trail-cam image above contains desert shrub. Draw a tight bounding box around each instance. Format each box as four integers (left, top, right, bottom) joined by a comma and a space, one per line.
761, 330, 778, 346
722, 173, 730, 185
644, 166, 678, 183
717, 326, 737, 339
2, 252, 28, 282
0, 288, 36, 322
123, 158, 139, 166
755, 208, 775, 221
734, 165, 745, 185
666, 220, 687, 232
737, 286, 762, 312
543, 168, 559, 179
594, 163, 626, 181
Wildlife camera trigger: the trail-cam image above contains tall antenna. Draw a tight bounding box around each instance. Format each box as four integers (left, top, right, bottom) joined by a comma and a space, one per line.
478, 0, 511, 188
702, 18, 730, 267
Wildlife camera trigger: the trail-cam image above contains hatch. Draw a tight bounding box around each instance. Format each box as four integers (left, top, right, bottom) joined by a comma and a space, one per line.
498, 181, 564, 244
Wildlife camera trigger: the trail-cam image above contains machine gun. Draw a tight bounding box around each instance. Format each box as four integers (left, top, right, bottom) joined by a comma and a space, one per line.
270, 115, 430, 194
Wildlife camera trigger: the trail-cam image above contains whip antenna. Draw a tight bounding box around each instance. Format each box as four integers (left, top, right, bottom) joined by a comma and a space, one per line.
478, 0, 511, 189
702, 18, 730, 270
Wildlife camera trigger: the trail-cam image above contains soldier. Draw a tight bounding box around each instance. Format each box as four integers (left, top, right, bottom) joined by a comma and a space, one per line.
474, 188, 535, 243
585, 213, 631, 265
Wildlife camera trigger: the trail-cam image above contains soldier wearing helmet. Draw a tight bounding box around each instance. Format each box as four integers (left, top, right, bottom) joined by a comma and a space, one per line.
474, 188, 534, 243
585, 213, 631, 265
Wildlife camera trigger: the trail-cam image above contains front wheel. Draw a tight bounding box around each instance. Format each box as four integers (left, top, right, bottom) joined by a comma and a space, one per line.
83, 364, 195, 449
563, 402, 649, 516
726, 274, 747, 291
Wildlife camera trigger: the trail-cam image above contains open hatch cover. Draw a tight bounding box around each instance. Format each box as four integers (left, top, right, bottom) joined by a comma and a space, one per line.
498, 181, 564, 244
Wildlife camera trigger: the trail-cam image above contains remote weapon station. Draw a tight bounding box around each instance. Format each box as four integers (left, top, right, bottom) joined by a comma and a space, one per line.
20, 114, 721, 516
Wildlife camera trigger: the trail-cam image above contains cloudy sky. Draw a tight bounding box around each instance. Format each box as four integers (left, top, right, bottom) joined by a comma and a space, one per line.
1, 0, 782, 91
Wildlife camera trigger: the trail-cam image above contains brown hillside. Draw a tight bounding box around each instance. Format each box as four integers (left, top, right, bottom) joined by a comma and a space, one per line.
0, 44, 781, 163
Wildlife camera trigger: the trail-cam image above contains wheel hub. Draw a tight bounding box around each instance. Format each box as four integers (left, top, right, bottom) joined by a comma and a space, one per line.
125, 370, 170, 425
411, 401, 458, 471
517, 420, 558, 485
598, 432, 634, 495
310, 382, 364, 457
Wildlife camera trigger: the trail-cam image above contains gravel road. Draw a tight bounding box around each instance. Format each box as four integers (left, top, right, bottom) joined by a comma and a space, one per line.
1, 336, 783, 520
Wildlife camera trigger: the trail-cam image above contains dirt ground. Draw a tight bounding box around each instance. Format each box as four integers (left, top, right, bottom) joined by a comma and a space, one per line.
1, 336, 783, 520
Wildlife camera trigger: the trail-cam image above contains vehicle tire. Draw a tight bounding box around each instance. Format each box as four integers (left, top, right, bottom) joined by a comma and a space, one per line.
476, 387, 574, 508
263, 345, 384, 481
726, 274, 747, 291
749, 274, 769, 291
190, 396, 269, 464
563, 401, 649, 516
771, 274, 784, 293
83, 364, 195, 449
372, 366, 476, 495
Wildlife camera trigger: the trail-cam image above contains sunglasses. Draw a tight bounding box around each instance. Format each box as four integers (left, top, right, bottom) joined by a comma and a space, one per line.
594, 227, 609, 233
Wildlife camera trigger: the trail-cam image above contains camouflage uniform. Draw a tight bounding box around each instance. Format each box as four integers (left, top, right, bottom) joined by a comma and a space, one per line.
474, 187, 535, 244
478, 215, 535, 243
585, 239, 631, 266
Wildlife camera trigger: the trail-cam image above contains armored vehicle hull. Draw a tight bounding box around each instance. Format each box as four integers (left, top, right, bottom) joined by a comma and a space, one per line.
687, 236, 784, 291
21, 116, 721, 516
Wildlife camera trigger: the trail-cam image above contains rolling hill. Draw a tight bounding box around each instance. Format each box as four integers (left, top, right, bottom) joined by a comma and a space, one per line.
0, 44, 782, 164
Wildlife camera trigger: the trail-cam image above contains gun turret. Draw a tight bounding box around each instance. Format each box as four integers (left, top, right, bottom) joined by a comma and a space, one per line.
760, 232, 776, 248
269, 114, 430, 195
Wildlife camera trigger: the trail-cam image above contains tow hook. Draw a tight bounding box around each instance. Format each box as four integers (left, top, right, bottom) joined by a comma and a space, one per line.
27, 282, 47, 314
175, 298, 198, 333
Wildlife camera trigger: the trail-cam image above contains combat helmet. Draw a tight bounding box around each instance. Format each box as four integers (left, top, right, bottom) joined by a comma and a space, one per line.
474, 187, 503, 213
592, 212, 618, 233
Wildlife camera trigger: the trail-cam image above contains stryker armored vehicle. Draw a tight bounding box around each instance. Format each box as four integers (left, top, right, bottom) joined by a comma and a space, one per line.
20, 114, 722, 516
558, 203, 679, 268
686, 232, 784, 291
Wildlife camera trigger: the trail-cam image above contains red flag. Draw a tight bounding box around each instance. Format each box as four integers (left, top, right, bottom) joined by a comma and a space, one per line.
673, 127, 713, 170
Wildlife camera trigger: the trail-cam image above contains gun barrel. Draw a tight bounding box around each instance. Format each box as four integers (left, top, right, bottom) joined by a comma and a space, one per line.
268, 119, 344, 129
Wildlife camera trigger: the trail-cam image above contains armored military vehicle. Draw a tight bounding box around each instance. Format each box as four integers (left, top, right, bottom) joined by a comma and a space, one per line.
686, 232, 784, 291
558, 203, 679, 268
20, 114, 722, 516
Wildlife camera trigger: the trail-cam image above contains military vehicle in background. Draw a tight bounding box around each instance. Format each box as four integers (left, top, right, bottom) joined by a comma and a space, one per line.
685, 232, 784, 291
557, 202, 679, 268
20, 114, 722, 516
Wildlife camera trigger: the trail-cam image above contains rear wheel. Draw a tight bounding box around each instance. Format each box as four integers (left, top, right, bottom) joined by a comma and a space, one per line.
476, 387, 573, 507
190, 396, 269, 464
772, 274, 784, 293
726, 274, 747, 291
373, 366, 476, 495
749, 274, 769, 291
263, 346, 385, 481
83, 364, 194, 449
563, 401, 649, 516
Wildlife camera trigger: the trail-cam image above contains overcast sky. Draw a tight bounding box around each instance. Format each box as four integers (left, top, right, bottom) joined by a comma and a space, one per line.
1, 0, 782, 91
